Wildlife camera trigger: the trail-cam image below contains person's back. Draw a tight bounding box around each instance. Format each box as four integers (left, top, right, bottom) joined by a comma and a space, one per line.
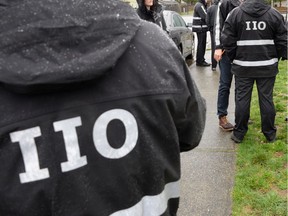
222, 0, 287, 76
0, 0, 206, 215
221, 0, 287, 143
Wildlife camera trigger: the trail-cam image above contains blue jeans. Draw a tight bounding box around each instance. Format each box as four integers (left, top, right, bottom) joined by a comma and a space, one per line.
217, 54, 233, 117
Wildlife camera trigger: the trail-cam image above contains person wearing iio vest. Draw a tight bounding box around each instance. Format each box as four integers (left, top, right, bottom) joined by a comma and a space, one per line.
0, 0, 206, 215
221, 0, 287, 143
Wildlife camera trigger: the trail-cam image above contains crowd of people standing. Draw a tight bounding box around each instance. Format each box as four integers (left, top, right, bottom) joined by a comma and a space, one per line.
135, 0, 286, 143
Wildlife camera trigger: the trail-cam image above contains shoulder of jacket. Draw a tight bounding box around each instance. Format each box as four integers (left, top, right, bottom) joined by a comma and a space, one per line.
270, 7, 283, 17
231, 6, 241, 15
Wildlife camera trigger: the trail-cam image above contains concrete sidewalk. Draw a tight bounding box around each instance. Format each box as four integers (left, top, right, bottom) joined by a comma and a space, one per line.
178, 53, 237, 216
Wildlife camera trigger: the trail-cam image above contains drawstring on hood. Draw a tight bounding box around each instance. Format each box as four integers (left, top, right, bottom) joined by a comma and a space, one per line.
0, 0, 141, 93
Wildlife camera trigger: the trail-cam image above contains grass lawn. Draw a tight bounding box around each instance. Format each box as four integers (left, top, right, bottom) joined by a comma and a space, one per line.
232, 60, 288, 215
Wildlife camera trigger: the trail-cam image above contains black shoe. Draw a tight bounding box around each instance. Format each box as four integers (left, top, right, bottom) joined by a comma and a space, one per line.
267, 137, 276, 143
231, 133, 242, 143
196, 61, 210, 67
266, 134, 276, 143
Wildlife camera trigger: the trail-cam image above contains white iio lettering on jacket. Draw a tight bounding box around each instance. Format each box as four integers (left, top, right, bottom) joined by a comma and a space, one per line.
9, 109, 138, 184
245, 21, 266, 30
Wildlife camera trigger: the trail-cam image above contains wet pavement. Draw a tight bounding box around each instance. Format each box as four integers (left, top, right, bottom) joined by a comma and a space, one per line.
178, 51, 237, 216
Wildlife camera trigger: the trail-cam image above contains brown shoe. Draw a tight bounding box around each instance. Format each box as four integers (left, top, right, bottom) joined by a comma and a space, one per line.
219, 116, 234, 131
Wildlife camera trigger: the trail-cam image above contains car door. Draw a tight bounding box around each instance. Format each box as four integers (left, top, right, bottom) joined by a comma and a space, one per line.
172, 13, 193, 58
163, 11, 194, 59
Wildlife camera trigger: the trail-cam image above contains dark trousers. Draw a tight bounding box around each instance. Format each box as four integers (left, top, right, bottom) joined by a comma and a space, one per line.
234, 76, 277, 141
196, 31, 207, 64
217, 54, 233, 116
210, 31, 217, 68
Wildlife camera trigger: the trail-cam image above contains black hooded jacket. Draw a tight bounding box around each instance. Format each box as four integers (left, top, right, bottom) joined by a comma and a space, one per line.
215, 0, 241, 49
192, 0, 209, 32
221, 0, 287, 77
136, 0, 166, 29
0, 0, 206, 215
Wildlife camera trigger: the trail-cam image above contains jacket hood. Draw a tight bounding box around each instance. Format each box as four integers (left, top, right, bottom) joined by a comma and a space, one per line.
240, 0, 271, 17
0, 0, 140, 93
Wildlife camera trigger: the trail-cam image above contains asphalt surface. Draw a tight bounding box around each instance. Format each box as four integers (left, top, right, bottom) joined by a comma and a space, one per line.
178, 51, 237, 216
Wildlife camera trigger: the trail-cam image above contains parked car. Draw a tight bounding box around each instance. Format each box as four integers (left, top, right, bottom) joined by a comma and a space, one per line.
162, 10, 195, 60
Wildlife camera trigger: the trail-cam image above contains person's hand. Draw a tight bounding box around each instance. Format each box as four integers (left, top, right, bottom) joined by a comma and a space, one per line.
214, 49, 224, 62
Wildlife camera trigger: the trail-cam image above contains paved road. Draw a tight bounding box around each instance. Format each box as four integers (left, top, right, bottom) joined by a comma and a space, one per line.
178, 52, 237, 216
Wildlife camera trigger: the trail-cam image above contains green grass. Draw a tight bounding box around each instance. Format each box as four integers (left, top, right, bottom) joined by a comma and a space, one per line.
232, 60, 288, 215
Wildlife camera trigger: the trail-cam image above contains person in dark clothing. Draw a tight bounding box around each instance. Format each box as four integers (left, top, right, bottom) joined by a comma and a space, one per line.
192, 0, 210, 67
214, 0, 242, 131
221, 0, 287, 143
0, 0, 206, 215
206, 0, 219, 71
136, 0, 166, 30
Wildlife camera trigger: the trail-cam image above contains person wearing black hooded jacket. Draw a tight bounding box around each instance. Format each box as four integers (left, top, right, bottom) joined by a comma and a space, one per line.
136, 0, 166, 30
192, 0, 210, 66
221, 0, 287, 143
0, 0, 206, 215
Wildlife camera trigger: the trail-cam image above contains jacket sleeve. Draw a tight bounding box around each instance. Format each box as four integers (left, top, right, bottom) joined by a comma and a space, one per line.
206, 8, 212, 30
221, 11, 238, 61
177, 63, 206, 152
198, 3, 208, 21
273, 12, 288, 60
215, 0, 229, 49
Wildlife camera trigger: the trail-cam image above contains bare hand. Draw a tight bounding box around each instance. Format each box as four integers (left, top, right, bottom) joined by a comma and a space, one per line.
214, 49, 224, 62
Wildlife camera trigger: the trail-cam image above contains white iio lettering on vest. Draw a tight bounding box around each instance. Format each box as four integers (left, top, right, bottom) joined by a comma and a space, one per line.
53, 116, 87, 172
10, 127, 50, 184
245, 21, 266, 30
9, 109, 139, 184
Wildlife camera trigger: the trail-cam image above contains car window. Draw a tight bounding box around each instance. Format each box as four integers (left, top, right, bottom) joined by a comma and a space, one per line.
178, 16, 187, 27
173, 14, 186, 27
173, 14, 183, 27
